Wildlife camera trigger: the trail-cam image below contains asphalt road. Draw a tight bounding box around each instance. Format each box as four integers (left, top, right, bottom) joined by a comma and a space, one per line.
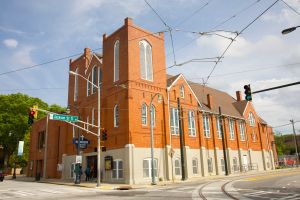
232, 170, 300, 199
0, 169, 299, 200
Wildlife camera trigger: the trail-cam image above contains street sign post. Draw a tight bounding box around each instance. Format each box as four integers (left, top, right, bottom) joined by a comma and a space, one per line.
49, 113, 78, 122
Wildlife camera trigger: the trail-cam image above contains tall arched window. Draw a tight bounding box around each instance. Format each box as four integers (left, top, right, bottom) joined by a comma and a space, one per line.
74, 68, 78, 101
150, 105, 156, 127
87, 74, 91, 96
174, 158, 181, 175
140, 40, 153, 81
180, 85, 185, 98
114, 105, 119, 127
248, 112, 255, 126
98, 68, 102, 87
114, 40, 120, 82
92, 66, 97, 94
141, 103, 147, 126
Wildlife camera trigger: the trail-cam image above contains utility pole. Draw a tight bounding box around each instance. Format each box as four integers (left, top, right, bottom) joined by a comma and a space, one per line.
290, 120, 299, 167
219, 107, 228, 175
177, 98, 186, 180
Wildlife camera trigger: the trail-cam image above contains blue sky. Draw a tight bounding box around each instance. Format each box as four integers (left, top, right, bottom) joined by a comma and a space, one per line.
0, 0, 299, 133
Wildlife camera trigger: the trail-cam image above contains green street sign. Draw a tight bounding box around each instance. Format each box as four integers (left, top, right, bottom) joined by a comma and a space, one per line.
49, 113, 78, 122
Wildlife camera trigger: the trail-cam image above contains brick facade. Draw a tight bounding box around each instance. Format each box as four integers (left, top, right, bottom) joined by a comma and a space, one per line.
28, 18, 276, 183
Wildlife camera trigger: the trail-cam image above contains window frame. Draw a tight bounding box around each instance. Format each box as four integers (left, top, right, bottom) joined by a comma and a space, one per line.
216, 116, 222, 139
229, 118, 235, 140
203, 114, 211, 138
239, 121, 245, 141
143, 158, 158, 178
74, 68, 78, 101
87, 73, 91, 96
141, 103, 147, 126
180, 85, 185, 99
139, 40, 153, 81
174, 158, 181, 176
114, 105, 119, 128
188, 110, 196, 137
207, 157, 213, 173
192, 158, 198, 174
150, 105, 156, 127
248, 112, 255, 127
114, 40, 120, 82
112, 159, 123, 179
92, 66, 97, 94
170, 108, 179, 135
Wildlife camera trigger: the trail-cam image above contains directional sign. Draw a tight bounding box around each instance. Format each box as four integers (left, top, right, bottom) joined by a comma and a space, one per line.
72, 137, 90, 149
49, 113, 78, 122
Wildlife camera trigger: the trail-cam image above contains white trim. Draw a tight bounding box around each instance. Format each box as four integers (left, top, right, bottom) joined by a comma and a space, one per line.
167, 73, 203, 108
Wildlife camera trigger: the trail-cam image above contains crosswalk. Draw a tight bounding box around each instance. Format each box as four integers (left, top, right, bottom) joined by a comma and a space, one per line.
242, 189, 300, 200
137, 185, 197, 194
0, 187, 98, 199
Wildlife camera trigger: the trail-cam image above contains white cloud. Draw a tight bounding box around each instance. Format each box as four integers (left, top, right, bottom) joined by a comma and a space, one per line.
3, 39, 18, 48
11, 46, 35, 67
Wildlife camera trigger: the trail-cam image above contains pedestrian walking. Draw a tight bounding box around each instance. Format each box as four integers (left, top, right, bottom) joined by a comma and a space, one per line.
85, 165, 91, 181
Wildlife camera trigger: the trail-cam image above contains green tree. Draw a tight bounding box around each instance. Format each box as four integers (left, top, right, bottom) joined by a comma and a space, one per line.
0, 93, 65, 170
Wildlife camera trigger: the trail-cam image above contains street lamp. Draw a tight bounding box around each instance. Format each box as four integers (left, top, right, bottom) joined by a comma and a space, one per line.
69, 70, 101, 187
282, 26, 300, 35
66, 105, 81, 184
149, 93, 163, 185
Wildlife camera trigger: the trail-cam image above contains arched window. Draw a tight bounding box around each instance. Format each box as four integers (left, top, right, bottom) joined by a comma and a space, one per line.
114, 105, 119, 127
98, 68, 102, 87
114, 40, 120, 82
74, 68, 78, 101
188, 110, 196, 136
92, 66, 97, 94
207, 157, 213, 173
248, 112, 255, 126
150, 105, 156, 127
174, 158, 181, 175
140, 40, 153, 81
180, 85, 185, 98
87, 74, 91, 96
192, 158, 198, 174
141, 103, 147, 126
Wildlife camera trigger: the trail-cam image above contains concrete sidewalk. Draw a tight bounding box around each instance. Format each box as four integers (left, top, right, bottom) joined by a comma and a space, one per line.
5, 168, 299, 190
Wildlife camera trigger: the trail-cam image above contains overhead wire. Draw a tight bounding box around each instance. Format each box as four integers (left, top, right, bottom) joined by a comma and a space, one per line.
281, 0, 300, 16
204, 0, 280, 85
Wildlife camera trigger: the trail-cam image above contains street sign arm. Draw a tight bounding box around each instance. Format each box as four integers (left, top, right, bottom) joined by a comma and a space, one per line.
65, 121, 98, 137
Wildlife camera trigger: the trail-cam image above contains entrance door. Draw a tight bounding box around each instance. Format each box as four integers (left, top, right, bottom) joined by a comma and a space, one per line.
87, 156, 97, 179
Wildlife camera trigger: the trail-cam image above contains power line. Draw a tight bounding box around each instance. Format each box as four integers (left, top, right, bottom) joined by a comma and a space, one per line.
188, 62, 300, 80
273, 120, 300, 128
211, 0, 262, 30
0, 48, 102, 77
205, 0, 280, 84
174, 0, 212, 28
281, 0, 300, 16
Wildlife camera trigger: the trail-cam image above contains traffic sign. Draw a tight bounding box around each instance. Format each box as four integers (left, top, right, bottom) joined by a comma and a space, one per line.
49, 113, 78, 122
73, 137, 90, 149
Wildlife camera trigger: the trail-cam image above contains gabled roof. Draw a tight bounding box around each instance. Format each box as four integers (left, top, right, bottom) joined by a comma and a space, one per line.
233, 100, 248, 116
188, 82, 243, 118
259, 117, 268, 125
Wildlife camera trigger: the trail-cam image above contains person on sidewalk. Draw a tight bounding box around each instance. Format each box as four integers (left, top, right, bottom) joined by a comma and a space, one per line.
85, 165, 91, 181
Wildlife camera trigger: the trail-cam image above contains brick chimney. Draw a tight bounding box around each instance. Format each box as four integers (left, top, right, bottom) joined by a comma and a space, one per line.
236, 91, 242, 101
124, 17, 133, 26
207, 94, 213, 109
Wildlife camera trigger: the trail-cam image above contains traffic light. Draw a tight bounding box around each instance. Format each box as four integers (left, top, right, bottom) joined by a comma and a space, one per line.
28, 109, 35, 125
244, 84, 252, 101
101, 129, 107, 141
33, 105, 38, 119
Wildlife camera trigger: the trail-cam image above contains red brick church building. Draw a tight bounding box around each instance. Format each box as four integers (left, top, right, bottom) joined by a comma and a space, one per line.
28, 18, 277, 184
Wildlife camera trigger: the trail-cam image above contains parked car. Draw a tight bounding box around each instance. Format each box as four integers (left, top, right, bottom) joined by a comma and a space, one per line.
0, 170, 4, 182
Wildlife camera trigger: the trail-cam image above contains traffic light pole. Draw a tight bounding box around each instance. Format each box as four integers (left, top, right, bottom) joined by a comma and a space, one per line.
291, 120, 299, 167
177, 98, 186, 181
252, 81, 300, 94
